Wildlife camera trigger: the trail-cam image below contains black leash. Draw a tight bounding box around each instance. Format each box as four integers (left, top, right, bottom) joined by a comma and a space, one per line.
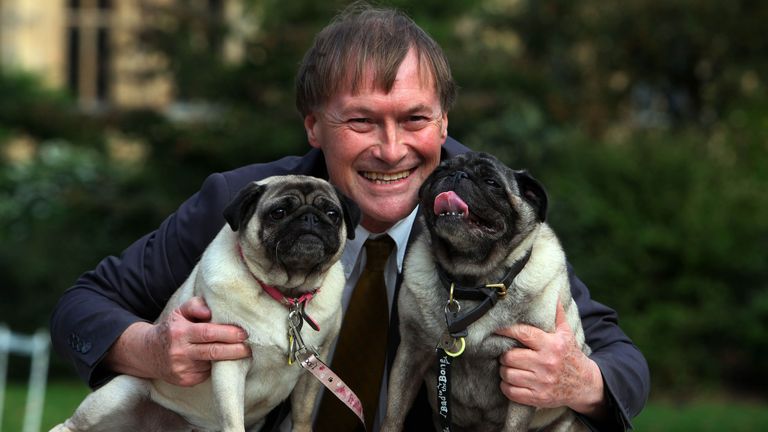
434, 249, 532, 432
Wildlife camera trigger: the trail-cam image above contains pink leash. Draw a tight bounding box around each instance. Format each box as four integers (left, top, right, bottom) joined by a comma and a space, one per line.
238, 242, 366, 426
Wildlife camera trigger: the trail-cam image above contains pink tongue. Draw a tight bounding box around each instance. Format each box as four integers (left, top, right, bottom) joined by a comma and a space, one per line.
434, 191, 469, 217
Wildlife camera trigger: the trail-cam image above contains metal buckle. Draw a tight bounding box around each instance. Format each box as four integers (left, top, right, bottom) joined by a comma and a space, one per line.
486, 283, 507, 298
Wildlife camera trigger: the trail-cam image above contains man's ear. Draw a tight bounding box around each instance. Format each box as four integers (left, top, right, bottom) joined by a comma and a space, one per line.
304, 113, 321, 149
440, 113, 448, 139
334, 187, 361, 240
513, 170, 549, 222
223, 182, 267, 232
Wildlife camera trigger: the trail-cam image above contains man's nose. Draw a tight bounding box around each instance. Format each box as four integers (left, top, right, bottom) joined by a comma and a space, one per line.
375, 121, 408, 164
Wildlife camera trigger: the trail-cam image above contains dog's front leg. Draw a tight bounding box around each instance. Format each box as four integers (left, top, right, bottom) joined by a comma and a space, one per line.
51, 375, 151, 432
502, 403, 537, 432
212, 358, 251, 432
289, 369, 319, 432
380, 340, 432, 432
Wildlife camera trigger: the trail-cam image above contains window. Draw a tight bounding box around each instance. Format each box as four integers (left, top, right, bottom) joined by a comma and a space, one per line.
66, 0, 112, 109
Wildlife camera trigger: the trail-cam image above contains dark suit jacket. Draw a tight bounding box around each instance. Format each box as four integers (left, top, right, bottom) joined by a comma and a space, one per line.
50, 137, 649, 431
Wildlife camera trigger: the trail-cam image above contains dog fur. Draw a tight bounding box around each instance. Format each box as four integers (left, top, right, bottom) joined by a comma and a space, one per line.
51, 175, 359, 432
382, 152, 590, 432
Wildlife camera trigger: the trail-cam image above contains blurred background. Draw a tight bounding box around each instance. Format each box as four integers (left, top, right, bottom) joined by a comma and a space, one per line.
0, 0, 766, 430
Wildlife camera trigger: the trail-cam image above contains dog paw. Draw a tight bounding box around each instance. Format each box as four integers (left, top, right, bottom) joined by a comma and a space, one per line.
48, 424, 73, 432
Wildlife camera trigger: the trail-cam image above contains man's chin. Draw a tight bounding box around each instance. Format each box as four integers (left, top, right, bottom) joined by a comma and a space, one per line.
359, 206, 414, 233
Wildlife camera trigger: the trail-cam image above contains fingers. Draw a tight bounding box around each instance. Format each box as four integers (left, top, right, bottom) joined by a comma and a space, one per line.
181, 310, 251, 361
496, 300, 573, 351
496, 323, 545, 350
178, 296, 212, 322
554, 299, 570, 333
499, 380, 535, 404
187, 322, 248, 344
169, 362, 212, 387
189, 341, 252, 362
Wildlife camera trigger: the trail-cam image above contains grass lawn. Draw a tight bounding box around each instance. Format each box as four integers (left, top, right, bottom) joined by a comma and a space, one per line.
2, 379, 768, 431
633, 397, 768, 431
3, 380, 89, 432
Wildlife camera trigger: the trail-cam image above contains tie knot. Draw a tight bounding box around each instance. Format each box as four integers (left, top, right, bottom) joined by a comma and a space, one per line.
365, 235, 395, 272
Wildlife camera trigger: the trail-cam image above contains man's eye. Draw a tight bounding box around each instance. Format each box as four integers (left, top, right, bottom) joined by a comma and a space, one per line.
403, 116, 430, 131
347, 118, 375, 132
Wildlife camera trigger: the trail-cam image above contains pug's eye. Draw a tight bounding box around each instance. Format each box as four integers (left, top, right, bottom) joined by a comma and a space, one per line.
270, 208, 287, 220
326, 210, 340, 223
485, 178, 502, 188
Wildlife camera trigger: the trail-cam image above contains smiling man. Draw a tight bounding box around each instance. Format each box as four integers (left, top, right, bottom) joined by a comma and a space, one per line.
303, 47, 447, 233
50, 3, 649, 431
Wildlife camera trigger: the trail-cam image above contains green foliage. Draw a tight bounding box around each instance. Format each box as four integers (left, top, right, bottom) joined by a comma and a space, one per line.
537, 124, 768, 393
0, 141, 151, 333
0, 72, 102, 146
462, 96, 768, 394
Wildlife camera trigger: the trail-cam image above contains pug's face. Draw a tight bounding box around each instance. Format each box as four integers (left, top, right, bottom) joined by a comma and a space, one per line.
418, 152, 547, 278
224, 175, 360, 284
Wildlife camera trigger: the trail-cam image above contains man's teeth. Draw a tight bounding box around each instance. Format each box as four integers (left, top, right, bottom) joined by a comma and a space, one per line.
362, 170, 411, 182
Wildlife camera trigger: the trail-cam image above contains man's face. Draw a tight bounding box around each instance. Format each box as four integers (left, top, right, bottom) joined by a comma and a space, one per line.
304, 48, 448, 233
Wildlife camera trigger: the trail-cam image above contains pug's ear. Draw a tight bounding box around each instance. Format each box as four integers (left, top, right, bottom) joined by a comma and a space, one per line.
334, 187, 361, 240
223, 182, 267, 232
513, 170, 548, 222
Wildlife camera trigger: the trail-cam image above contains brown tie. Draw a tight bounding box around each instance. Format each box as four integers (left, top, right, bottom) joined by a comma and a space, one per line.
315, 235, 394, 432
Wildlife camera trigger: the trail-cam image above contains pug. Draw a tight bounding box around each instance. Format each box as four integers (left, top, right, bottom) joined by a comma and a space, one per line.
382, 152, 590, 432
52, 175, 360, 432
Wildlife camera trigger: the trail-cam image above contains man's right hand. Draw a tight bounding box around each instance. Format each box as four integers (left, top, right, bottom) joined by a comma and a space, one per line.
104, 296, 251, 387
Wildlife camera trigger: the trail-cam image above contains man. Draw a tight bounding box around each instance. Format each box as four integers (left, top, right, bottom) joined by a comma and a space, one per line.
50, 4, 649, 431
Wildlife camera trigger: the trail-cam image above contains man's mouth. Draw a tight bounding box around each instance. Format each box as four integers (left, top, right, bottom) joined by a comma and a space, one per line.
360, 170, 412, 184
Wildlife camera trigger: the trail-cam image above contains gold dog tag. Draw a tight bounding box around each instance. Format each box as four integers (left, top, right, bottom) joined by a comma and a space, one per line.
438, 331, 466, 357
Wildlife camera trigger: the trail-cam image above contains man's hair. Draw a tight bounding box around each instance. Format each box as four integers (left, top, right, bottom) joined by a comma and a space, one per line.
295, 2, 457, 117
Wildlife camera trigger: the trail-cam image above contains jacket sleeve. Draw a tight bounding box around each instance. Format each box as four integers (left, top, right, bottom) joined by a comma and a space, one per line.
49, 171, 237, 387
568, 264, 650, 430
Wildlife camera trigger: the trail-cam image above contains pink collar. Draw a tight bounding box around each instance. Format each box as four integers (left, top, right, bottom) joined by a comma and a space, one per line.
259, 279, 318, 309
237, 243, 320, 329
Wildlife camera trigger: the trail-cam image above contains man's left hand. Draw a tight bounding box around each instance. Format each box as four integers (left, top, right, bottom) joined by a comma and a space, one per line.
495, 301, 608, 418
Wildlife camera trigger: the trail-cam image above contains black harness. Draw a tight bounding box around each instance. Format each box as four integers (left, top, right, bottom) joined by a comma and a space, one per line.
434, 249, 532, 432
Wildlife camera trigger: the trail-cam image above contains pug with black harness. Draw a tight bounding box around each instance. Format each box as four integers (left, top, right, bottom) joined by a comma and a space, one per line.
382, 152, 590, 432
51, 175, 361, 432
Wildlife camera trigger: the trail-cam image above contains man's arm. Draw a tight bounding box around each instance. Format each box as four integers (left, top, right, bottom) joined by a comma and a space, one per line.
497, 265, 650, 430
49, 170, 243, 387
103, 298, 250, 387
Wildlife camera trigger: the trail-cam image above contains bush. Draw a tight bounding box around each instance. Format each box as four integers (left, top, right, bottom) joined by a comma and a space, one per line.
467, 103, 768, 394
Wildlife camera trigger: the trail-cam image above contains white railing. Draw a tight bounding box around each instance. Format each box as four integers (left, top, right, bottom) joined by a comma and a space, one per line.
0, 325, 49, 432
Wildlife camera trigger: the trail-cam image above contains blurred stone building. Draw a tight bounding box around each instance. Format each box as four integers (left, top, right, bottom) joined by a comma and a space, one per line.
0, 0, 247, 111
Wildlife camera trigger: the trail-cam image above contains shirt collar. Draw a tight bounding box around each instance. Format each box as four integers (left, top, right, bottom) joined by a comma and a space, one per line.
341, 206, 419, 277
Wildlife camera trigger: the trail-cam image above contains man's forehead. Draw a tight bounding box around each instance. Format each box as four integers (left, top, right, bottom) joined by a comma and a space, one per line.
342, 50, 437, 97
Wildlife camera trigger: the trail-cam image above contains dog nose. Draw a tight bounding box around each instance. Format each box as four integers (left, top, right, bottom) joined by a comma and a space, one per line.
301, 212, 320, 227
451, 170, 468, 189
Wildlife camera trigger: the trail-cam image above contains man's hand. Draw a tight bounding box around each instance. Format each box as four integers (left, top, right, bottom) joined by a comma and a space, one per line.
495, 301, 608, 419
105, 296, 251, 387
